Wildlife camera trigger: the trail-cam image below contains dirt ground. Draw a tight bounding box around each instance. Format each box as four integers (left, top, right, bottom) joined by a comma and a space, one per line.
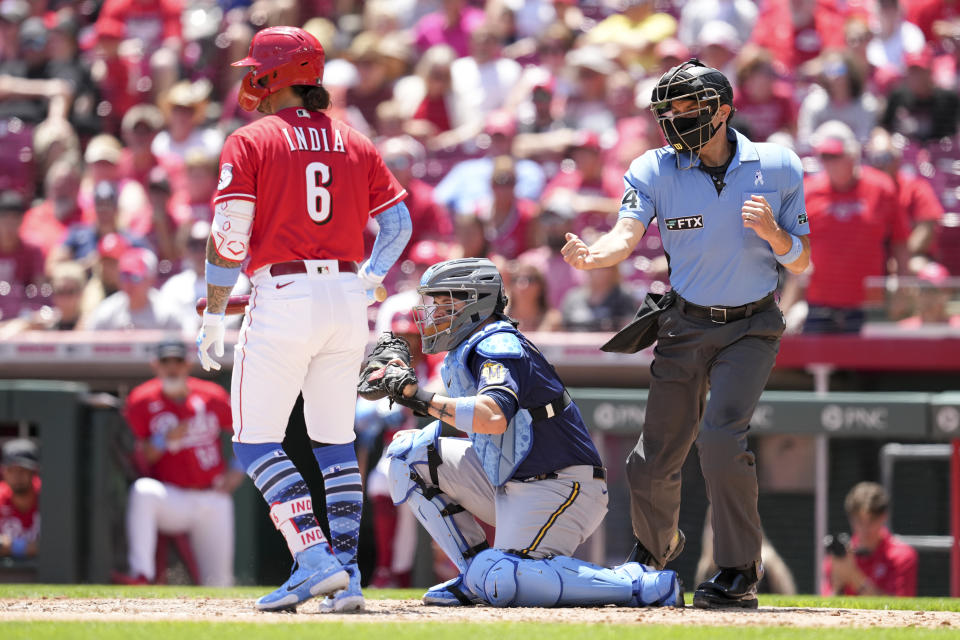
0, 598, 958, 628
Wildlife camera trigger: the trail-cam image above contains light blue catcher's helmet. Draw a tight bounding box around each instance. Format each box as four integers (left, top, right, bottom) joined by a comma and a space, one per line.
412, 258, 507, 354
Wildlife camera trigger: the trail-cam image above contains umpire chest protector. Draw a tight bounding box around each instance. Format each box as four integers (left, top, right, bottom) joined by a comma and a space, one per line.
442, 321, 533, 487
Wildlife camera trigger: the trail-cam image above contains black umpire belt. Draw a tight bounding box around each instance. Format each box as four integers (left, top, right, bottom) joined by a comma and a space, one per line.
527, 390, 572, 421
518, 466, 607, 483
678, 292, 776, 324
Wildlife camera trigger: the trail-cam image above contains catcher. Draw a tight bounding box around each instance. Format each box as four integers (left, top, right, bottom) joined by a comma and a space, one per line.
359, 258, 682, 608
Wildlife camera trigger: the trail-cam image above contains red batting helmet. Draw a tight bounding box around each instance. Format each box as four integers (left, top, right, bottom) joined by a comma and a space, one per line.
232, 26, 325, 112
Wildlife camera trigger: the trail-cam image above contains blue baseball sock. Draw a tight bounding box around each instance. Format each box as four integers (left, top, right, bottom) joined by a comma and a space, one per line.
234, 441, 328, 555
313, 443, 363, 566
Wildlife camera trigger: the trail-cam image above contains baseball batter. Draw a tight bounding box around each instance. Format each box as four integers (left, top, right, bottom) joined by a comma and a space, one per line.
376, 258, 681, 608
196, 26, 411, 612
119, 338, 242, 587
563, 59, 811, 609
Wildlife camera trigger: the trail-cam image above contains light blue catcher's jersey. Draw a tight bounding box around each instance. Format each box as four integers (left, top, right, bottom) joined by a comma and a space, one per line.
618, 128, 810, 307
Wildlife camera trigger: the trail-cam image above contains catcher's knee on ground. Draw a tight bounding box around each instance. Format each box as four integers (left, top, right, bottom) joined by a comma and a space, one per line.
462, 549, 680, 607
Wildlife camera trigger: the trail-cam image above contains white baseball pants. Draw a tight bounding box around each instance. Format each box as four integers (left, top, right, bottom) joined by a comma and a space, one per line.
126, 477, 234, 586
232, 261, 369, 444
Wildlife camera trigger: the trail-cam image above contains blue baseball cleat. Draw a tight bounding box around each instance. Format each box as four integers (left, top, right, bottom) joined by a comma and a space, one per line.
422, 574, 484, 606
317, 563, 365, 613
255, 544, 349, 612
614, 562, 684, 608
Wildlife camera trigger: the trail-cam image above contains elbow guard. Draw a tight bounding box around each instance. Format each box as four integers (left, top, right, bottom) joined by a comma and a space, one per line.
211, 198, 255, 261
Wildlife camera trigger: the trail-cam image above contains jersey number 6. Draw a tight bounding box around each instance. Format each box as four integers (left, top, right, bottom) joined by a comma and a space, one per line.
306, 161, 332, 224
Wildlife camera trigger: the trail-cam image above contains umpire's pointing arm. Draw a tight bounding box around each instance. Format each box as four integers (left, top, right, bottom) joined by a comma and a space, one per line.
561, 218, 646, 271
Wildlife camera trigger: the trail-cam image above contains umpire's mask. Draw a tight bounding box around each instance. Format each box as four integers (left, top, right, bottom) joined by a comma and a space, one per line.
651, 59, 734, 166
413, 258, 506, 354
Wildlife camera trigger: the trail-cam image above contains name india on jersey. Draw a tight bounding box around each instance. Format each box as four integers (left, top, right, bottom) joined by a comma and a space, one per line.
279, 126, 348, 154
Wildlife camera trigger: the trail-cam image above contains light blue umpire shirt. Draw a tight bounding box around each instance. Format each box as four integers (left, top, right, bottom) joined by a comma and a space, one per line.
618, 128, 810, 307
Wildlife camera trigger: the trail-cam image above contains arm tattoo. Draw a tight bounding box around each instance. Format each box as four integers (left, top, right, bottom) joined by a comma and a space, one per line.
432, 401, 454, 421
205, 238, 242, 315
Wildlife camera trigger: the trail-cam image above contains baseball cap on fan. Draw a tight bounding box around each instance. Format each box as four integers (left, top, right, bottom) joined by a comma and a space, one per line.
98, 232, 130, 260
84, 134, 123, 165
1, 438, 39, 471
484, 110, 517, 137
0, 0, 28, 24
569, 130, 602, 153
118, 247, 158, 282
19, 16, 47, 51
0, 190, 25, 215
812, 120, 860, 157
121, 104, 165, 137
655, 38, 690, 67
155, 336, 188, 360
904, 47, 934, 70
696, 21, 741, 53
408, 239, 450, 267
566, 46, 618, 76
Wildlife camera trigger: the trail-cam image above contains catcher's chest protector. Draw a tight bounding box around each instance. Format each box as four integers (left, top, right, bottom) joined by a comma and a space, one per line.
442, 321, 534, 487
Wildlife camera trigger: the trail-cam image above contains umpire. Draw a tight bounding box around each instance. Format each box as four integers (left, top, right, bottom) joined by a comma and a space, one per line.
562, 59, 811, 609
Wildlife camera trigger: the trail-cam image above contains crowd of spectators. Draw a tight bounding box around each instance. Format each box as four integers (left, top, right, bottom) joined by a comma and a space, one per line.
0, 0, 959, 337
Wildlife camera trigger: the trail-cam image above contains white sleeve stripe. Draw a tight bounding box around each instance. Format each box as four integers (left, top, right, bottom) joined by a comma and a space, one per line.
479, 385, 519, 401
214, 193, 257, 203
369, 189, 407, 215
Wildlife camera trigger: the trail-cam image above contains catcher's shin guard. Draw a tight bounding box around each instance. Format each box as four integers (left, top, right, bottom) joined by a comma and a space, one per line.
614, 562, 684, 607
385, 422, 486, 571
463, 550, 638, 607
399, 479, 488, 573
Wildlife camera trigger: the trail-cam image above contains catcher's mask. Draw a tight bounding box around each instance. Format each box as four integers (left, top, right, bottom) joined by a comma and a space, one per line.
413, 258, 507, 354
651, 58, 734, 167
232, 26, 325, 112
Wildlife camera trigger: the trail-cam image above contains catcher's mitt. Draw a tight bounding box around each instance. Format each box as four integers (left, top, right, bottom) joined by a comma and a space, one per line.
363, 364, 420, 408
358, 332, 413, 401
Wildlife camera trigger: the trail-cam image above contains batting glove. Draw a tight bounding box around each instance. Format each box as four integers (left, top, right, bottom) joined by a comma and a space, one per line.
196, 311, 225, 371
357, 261, 385, 306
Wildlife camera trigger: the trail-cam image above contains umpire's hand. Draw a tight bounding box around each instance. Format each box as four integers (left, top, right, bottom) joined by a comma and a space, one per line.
741, 194, 779, 241
561, 233, 597, 270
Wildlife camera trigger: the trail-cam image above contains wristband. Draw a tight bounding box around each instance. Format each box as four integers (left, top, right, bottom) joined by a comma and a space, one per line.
775, 233, 803, 265
396, 388, 435, 417
455, 397, 476, 434
150, 431, 166, 450
205, 260, 242, 288
10, 537, 28, 558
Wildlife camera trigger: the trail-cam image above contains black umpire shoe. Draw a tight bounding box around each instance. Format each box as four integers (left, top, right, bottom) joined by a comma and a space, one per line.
692, 562, 762, 609
626, 529, 686, 569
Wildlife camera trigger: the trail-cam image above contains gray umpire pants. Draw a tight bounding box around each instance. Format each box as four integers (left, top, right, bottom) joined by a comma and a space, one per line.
626, 302, 785, 569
